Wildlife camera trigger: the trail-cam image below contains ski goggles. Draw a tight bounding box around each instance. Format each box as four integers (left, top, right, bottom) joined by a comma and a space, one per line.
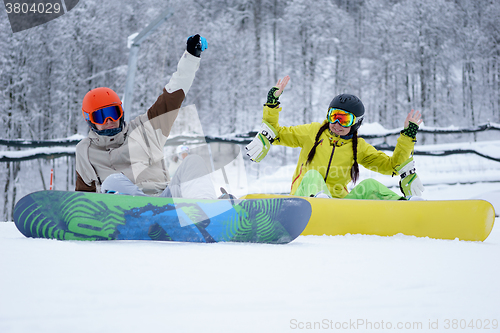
327, 108, 362, 127
83, 105, 123, 125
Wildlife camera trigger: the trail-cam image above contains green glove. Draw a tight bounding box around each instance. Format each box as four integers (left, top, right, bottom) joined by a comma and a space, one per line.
245, 120, 278, 162
265, 87, 281, 107
395, 157, 424, 197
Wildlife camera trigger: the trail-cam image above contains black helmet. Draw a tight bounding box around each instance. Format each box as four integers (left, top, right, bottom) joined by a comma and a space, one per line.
328, 94, 365, 134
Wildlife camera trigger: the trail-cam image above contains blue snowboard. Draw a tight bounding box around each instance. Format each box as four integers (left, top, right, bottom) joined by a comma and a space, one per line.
13, 191, 311, 244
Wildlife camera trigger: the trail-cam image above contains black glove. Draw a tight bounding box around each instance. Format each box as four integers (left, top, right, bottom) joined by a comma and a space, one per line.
186, 34, 208, 57
401, 121, 419, 139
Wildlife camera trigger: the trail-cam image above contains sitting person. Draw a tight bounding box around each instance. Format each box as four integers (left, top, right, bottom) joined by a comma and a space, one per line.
75, 35, 216, 199
245, 75, 424, 200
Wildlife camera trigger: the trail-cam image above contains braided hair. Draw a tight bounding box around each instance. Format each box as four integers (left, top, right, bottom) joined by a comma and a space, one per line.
306, 124, 360, 185
350, 131, 359, 185
306, 122, 329, 165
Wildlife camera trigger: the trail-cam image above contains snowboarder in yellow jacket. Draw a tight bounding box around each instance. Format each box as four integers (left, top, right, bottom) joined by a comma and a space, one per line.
245, 75, 424, 200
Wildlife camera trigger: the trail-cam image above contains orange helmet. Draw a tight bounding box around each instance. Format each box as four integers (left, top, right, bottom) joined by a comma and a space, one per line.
82, 87, 123, 124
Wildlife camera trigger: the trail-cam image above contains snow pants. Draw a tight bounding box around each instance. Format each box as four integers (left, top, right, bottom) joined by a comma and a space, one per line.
295, 169, 403, 200
101, 154, 217, 199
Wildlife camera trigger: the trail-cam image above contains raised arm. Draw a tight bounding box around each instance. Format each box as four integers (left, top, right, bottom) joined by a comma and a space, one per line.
147, 35, 207, 121
245, 76, 290, 162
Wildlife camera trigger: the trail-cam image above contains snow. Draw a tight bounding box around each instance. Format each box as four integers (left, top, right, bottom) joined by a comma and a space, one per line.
0, 208, 499, 332
127, 32, 139, 49
1, 121, 500, 332
358, 121, 395, 136
1, 185, 499, 333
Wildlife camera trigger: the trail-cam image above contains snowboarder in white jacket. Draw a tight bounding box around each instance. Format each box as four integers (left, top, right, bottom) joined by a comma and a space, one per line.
75, 35, 216, 199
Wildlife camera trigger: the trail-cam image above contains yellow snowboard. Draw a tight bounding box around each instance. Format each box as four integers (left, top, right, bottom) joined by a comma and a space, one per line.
242, 194, 495, 241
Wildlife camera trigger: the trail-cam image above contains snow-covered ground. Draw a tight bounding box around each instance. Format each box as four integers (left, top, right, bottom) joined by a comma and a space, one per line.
1, 139, 500, 333
0, 202, 498, 333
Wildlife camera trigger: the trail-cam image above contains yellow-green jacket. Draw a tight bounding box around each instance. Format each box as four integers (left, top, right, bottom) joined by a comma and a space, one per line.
263, 106, 416, 198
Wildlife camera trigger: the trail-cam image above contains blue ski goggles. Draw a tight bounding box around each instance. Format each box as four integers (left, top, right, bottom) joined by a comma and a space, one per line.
83, 105, 123, 125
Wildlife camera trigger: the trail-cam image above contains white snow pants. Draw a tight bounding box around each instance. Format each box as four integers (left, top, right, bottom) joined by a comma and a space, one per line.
101, 154, 217, 199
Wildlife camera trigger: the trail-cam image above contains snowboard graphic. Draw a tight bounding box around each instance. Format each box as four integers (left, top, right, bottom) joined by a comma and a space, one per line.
13, 191, 311, 244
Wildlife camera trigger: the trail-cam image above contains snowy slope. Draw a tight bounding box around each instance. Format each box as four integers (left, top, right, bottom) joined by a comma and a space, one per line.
1, 182, 499, 333
0, 218, 499, 333
1, 135, 500, 332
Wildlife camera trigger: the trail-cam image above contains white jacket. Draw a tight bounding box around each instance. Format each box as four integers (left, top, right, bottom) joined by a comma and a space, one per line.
75, 51, 200, 194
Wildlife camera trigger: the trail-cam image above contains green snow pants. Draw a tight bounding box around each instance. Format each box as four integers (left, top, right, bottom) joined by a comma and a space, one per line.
294, 170, 403, 200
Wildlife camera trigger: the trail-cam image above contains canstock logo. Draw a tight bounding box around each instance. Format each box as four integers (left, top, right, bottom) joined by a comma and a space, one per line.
4, 0, 79, 33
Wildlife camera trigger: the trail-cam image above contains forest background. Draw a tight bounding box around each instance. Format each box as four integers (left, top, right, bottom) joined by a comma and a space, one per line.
1, 0, 500, 220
